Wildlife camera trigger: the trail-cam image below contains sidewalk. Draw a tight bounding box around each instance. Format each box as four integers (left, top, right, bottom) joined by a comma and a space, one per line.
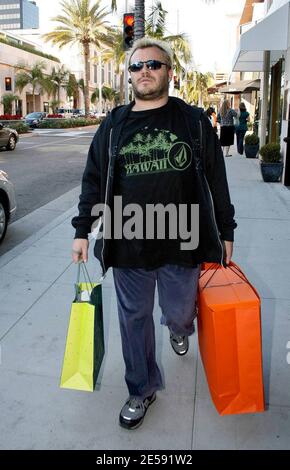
0, 148, 290, 450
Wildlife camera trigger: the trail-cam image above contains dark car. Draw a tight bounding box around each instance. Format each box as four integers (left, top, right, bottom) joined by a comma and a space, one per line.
24, 112, 46, 128
0, 123, 19, 151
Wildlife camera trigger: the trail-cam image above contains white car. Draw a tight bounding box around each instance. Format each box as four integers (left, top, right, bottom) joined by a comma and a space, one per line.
0, 170, 17, 243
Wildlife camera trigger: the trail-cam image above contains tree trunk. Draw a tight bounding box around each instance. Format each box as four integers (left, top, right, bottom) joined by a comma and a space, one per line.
134, 0, 145, 40
32, 87, 36, 112
83, 42, 91, 117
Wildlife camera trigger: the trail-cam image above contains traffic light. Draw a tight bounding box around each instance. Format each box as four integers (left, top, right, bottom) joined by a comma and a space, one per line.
123, 13, 134, 51
173, 76, 180, 90
5, 77, 12, 91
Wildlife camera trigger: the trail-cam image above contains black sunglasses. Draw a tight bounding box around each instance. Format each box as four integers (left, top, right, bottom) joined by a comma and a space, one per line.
128, 59, 169, 73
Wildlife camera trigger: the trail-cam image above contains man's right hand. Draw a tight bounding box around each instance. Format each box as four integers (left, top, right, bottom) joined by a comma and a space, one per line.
72, 239, 89, 264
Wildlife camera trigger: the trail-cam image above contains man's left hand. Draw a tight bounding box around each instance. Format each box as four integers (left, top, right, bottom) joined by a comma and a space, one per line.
223, 240, 233, 265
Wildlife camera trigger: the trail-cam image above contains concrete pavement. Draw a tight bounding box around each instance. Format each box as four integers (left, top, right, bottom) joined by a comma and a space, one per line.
0, 148, 290, 450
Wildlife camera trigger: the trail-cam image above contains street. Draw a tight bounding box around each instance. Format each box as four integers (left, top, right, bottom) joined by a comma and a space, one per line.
0, 127, 97, 254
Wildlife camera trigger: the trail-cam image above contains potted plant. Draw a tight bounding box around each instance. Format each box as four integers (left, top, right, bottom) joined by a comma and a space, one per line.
259, 142, 283, 182
244, 133, 259, 158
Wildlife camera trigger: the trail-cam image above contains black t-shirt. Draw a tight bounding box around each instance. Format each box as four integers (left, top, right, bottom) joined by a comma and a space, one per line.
111, 98, 198, 269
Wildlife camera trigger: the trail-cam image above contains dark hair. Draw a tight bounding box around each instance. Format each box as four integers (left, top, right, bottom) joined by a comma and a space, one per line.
239, 102, 246, 112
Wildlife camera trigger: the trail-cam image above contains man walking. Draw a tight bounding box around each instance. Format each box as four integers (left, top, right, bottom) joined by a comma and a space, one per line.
71, 38, 236, 430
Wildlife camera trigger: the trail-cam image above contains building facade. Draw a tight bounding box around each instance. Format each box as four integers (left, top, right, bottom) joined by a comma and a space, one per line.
0, 0, 39, 31
232, 0, 290, 185
0, 31, 65, 116
5, 28, 120, 113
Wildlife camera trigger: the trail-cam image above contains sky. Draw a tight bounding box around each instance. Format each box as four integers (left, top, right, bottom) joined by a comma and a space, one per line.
34, 0, 246, 73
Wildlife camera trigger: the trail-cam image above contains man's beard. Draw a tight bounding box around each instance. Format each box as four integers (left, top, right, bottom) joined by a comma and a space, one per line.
132, 75, 169, 101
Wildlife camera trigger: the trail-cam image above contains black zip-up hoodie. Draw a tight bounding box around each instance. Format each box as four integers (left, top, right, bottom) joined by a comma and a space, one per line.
72, 97, 237, 275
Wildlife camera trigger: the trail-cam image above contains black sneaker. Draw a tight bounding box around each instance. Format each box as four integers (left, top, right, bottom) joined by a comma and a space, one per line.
169, 328, 190, 356
119, 392, 156, 430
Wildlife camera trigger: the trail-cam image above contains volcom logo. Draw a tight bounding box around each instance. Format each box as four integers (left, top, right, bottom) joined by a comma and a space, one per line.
287, 341, 290, 364
168, 142, 192, 171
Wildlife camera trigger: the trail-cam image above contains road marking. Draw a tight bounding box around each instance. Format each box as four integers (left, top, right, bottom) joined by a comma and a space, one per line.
20, 135, 92, 150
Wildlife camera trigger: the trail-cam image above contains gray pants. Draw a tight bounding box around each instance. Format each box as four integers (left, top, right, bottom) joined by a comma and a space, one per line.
113, 264, 200, 399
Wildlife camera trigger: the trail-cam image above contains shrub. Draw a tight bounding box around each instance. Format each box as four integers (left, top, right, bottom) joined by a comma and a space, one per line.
0, 114, 22, 120
245, 133, 259, 145
5, 122, 30, 134
259, 143, 281, 163
38, 118, 100, 129
46, 114, 64, 118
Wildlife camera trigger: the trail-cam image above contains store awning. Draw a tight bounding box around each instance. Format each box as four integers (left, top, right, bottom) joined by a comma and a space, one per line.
233, 2, 290, 72
207, 81, 227, 94
219, 79, 260, 94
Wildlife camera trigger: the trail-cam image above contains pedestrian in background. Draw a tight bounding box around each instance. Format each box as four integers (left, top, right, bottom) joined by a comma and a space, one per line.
235, 102, 250, 155
217, 99, 237, 157
71, 38, 236, 430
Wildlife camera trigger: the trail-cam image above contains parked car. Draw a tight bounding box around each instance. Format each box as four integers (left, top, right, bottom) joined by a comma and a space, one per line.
56, 108, 74, 118
93, 111, 107, 119
0, 123, 19, 151
0, 170, 17, 243
72, 108, 86, 118
24, 112, 47, 128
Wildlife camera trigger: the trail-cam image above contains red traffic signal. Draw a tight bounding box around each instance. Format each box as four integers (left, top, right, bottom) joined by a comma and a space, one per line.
5, 77, 12, 91
123, 13, 134, 51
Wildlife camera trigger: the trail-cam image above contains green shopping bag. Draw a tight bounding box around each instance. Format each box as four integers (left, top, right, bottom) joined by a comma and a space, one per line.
60, 263, 104, 392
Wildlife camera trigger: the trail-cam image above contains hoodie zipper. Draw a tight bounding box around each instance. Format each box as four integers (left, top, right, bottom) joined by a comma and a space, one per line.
198, 120, 224, 265
100, 128, 113, 278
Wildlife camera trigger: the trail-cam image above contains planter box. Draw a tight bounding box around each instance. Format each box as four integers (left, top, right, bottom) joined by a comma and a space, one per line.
260, 161, 283, 182
245, 143, 259, 158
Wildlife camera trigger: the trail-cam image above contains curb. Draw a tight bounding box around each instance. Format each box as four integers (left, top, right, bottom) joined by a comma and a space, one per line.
0, 187, 80, 269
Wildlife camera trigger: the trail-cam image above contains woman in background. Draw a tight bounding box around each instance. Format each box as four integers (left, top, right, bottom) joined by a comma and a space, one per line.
235, 102, 250, 155
217, 100, 237, 157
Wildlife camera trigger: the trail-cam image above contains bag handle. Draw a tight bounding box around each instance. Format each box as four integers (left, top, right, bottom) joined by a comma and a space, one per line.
199, 261, 260, 298
75, 262, 94, 299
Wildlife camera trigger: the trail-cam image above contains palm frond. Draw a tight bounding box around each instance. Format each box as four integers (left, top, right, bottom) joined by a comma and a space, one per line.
146, 1, 167, 36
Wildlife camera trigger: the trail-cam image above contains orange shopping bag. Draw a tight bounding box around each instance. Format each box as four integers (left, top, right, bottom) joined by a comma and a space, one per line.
197, 261, 265, 415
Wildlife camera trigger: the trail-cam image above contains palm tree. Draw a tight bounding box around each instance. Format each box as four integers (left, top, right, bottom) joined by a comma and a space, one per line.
46, 65, 69, 106
66, 73, 78, 108
135, 0, 145, 40
180, 71, 214, 106
180, 71, 196, 104
101, 28, 126, 103
195, 71, 214, 107
42, 0, 111, 116
91, 85, 117, 107
1, 94, 20, 115
15, 61, 48, 112
146, 2, 191, 74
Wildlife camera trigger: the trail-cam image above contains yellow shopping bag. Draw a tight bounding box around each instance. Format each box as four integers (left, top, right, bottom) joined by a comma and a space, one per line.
60, 264, 104, 392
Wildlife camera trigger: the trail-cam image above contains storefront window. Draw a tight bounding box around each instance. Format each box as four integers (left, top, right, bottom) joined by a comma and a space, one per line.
268, 56, 284, 143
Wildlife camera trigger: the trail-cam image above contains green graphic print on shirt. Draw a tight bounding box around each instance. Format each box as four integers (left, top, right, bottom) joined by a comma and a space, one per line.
119, 127, 192, 176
